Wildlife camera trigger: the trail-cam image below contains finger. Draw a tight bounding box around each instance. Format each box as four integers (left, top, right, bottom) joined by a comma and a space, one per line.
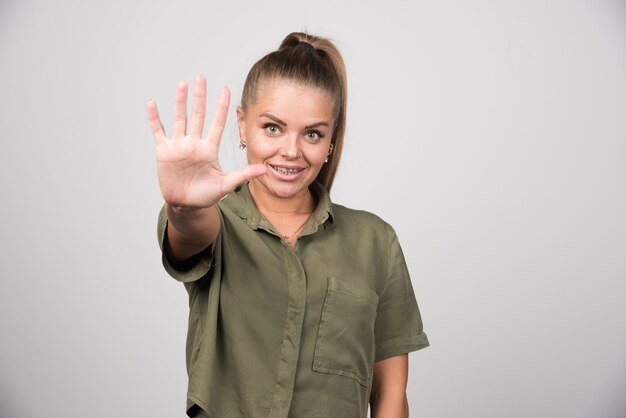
173, 80, 188, 138
205, 86, 230, 146
221, 164, 267, 194
147, 98, 166, 144
189, 74, 207, 138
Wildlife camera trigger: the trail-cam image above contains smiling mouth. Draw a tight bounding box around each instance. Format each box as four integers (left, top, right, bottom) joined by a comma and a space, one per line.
270, 164, 305, 175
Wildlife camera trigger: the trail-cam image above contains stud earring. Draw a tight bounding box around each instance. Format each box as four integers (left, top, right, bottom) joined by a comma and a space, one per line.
239, 140, 247, 150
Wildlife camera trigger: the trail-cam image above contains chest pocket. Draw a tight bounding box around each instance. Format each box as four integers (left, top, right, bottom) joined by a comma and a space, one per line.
312, 276, 379, 387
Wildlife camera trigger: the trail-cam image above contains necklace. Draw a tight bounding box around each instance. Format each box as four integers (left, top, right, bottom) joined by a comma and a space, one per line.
281, 215, 311, 242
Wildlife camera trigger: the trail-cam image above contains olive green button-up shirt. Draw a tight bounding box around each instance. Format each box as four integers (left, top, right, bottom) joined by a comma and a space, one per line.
157, 182, 429, 418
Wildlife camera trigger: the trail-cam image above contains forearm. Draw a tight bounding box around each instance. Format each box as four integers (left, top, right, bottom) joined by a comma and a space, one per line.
164, 203, 220, 262
370, 392, 409, 418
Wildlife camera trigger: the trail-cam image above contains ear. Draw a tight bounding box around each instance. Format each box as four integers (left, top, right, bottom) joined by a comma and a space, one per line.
236, 106, 246, 140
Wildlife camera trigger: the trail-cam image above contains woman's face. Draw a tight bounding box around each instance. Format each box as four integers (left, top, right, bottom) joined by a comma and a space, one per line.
237, 79, 335, 200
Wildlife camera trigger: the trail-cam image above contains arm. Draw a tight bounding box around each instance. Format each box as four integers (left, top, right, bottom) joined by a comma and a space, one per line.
147, 75, 266, 262
369, 354, 409, 418
163, 204, 220, 262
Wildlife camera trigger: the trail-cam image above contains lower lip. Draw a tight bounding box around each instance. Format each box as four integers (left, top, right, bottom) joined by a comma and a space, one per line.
269, 165, 305, 181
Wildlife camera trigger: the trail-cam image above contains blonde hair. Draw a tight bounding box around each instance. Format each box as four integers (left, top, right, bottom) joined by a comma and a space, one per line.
241, 32, 347, 192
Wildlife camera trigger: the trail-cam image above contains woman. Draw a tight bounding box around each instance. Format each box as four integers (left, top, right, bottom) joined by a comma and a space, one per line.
148, 32, 429, 418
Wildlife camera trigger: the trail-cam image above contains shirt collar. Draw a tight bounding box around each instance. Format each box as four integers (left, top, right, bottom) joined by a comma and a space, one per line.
221, 181, 335, 232
308, 181, 335, 231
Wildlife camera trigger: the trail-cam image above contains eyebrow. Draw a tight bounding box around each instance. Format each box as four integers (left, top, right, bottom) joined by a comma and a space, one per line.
259, 112, 330, 129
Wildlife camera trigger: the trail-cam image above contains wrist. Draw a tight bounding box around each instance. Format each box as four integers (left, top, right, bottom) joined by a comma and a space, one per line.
163, 203, 219, 252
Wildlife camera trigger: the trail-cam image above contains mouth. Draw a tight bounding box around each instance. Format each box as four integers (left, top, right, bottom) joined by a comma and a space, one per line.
269, 164, 305, 177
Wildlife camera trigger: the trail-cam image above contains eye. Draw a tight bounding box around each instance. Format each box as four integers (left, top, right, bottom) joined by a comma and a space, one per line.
305, 130, 324, 143
263, 123, 281, 135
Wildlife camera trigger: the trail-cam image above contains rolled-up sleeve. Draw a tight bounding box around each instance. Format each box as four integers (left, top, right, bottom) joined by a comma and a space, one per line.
373, 231, 429, 362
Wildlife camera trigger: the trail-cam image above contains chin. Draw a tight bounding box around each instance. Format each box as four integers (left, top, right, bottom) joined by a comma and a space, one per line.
261, 179, 310, 199
270, 184, 308, 199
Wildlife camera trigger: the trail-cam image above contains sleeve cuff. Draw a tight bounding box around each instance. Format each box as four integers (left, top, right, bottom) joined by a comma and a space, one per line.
374, 332, 430, 362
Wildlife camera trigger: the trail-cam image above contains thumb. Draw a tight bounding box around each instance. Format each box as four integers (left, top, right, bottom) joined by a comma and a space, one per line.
221, 164, 267, 194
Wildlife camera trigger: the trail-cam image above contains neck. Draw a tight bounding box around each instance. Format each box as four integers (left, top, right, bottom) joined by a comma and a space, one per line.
248, 180, 315, 216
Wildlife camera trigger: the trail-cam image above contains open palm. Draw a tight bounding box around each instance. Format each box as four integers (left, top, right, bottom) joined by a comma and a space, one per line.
147, 75, 266, 209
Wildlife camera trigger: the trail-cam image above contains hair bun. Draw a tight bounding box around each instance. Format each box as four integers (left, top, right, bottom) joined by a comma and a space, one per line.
296, 41, 315, 51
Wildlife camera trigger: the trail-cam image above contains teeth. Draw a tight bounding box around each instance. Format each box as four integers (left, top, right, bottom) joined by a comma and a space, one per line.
273, 166, 302, 174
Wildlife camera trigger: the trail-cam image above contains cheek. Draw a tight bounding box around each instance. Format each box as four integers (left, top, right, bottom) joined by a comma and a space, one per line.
304, 144, 330, 164
247, 138, 277, 162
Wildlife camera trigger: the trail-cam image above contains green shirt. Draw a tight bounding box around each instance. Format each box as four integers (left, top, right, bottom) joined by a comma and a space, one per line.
157, 182, 429, 418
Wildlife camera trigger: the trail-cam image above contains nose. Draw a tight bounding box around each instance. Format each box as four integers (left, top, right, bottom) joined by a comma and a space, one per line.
281, 135, 302, 159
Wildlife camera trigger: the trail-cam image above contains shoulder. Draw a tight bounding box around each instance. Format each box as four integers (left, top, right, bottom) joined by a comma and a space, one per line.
215, 184, 256, 222
331, 202, 397, 242
332, 203, 388, 225
217, 189, 245, 214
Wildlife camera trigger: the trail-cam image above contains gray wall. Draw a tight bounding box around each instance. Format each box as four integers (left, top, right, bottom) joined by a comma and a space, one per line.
1, 0, 625, 417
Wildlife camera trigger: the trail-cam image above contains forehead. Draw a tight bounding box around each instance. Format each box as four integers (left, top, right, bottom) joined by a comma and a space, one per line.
250, 78, 335, 118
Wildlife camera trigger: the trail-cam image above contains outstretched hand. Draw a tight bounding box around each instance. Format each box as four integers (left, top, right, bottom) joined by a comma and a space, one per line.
147, 75, 266, 209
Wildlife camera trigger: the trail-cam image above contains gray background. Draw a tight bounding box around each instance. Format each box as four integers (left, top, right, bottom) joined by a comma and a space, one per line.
1, 0, 625, 417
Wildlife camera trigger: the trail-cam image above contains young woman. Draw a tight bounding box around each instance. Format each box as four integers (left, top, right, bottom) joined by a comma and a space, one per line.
148, 32, 429, 418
